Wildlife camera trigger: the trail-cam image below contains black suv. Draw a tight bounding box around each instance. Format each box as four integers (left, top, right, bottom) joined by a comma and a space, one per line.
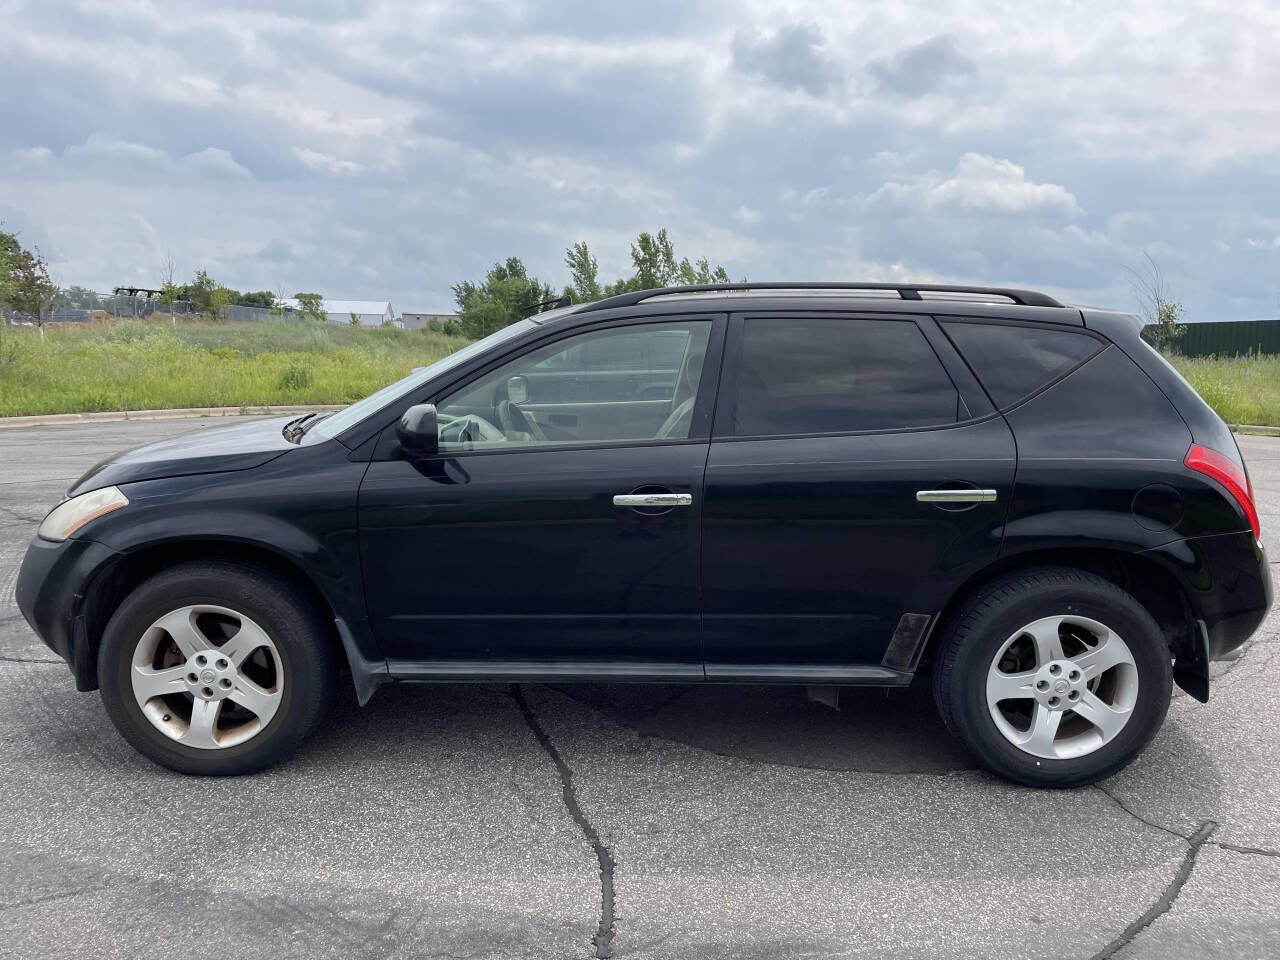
16, 283, 1271, 786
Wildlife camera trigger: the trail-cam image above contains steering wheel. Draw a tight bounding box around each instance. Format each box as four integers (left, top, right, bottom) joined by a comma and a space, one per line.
438, 413, 504, 445
654, 396, 696, 439
496, 400, 547, 441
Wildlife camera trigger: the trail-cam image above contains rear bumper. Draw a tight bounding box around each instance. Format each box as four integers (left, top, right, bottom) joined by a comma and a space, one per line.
1142, 530, 1272, 661
15, 535, 122, 691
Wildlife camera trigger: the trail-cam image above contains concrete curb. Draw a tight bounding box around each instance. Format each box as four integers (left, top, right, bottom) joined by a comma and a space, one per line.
0, 404, 339, 429
1232, 423, 1280, 437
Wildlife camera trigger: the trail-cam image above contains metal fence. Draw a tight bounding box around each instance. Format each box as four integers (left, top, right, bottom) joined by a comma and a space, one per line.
1161, 317, 1280, 357
4, 292, 278, 326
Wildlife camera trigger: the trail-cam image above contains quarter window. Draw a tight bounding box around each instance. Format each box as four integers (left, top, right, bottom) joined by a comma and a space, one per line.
436, 321, 713, 451
942, 321, 1102, 409
730, 317, 960, 437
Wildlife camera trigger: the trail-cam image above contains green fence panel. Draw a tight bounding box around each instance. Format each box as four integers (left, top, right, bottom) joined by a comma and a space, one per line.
1146, 318, 1280, 357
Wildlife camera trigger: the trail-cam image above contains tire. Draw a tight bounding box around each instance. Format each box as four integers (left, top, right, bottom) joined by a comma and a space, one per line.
933, 566, 1172, 788
98, 560, 336, 775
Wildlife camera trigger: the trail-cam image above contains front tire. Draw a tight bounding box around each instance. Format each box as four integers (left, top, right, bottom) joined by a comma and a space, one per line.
98, 560, 335, 775
933, 567, 1172, 788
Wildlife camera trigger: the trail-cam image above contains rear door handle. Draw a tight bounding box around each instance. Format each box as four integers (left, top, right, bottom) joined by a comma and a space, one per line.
916, 489, 997, 503
613, 493, 693, 508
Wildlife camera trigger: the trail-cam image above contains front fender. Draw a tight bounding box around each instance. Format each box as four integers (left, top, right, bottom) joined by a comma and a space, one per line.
79, 453, 379, 667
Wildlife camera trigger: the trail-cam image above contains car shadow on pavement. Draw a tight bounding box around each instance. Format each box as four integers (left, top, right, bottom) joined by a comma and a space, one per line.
309, 677, 1225, 805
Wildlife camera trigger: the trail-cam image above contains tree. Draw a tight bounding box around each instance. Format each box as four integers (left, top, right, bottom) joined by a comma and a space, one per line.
449, 232, 738, 339
0, 226, 19, 320
630, 229, 680, 289
158, 252, 179, 328
237, 290, 276, 309
596, 228, 734, 297
565, 241, 602, 302
63, 285, 103, 310
294, 292, 327, 323
7, 242, 58, 341
208, 284, 233, 321
678, 256, 731, 286
183, 269, 218, 313
350, 311, 361, 326
452, 257, 554, 339
1129, 252, 1185, 352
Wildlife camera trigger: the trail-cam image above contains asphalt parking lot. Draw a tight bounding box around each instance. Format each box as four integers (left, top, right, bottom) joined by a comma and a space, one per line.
1, 418, 1277, 960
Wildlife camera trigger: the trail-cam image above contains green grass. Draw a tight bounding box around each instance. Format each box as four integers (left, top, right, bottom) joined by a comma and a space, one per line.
1, 319, 1278, 428
0, 318, 470, 417
1167, 353, 1280, 428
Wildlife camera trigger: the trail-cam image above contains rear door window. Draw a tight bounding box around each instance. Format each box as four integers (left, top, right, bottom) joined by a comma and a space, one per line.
942, 321, 1102, 409
729, 317, 960, 437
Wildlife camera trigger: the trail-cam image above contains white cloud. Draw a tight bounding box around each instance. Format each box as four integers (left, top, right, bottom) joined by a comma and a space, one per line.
64, 133, 169, 171
866, 153, 1083, 218
293, 147, 363, 175
182, 148, 252, 181
0, 0, 1278, 316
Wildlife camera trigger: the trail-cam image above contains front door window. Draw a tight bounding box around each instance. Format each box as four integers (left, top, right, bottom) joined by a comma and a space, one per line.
436, 321, 713, 451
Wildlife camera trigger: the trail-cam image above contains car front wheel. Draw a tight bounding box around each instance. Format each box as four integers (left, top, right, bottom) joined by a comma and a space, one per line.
98, 560, 335, 775
933, 567, 1173, 788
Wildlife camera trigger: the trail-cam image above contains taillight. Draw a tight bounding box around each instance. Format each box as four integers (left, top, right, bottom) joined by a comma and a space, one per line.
1184, 443, 1261, 540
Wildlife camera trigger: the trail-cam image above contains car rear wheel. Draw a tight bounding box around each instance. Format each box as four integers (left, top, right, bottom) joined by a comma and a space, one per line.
98, 560, 335, 775
933, 567, 1172, 788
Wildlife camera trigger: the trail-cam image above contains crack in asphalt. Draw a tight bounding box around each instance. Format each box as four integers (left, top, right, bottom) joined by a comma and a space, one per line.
1092, 784, 1190, 842
551, 683, 698, 728
1213, 840, 1280, 859
512, 685, 616, 959
0, 655, 62, 664
0, 504, 41, 525
1088, 820, 1216, 960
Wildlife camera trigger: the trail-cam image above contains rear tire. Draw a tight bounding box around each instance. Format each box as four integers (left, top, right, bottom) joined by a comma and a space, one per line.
98, 560, 335, 775
933, 567, 1172, 788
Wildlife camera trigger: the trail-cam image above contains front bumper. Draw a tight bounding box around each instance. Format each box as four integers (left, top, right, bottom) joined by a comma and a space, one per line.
15, 535, 123, 690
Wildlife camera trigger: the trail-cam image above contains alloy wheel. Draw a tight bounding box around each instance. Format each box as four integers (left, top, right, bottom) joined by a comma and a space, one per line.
129, 604, 284, 749
986, 615, 1139, 760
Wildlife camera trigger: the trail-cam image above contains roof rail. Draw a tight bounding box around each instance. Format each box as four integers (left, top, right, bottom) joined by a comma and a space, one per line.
575, 282, 1064, 312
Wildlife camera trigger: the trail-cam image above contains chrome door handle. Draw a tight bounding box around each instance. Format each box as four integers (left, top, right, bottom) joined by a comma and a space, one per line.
916, 489, 998, 503
613, 493, 693, 508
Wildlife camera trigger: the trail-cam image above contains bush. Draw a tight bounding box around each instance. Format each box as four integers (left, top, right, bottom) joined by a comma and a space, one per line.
277, 362, 315, 391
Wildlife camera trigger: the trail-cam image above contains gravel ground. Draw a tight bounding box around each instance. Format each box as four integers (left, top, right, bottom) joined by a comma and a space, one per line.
0, 420, 1276, 960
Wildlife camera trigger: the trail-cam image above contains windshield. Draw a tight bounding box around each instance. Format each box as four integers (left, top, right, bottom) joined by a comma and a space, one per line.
301, 319, 537, 445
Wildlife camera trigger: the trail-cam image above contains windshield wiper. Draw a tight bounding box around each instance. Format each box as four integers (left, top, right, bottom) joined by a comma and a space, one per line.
298, 413, 330, 436
282, 413, 317, 443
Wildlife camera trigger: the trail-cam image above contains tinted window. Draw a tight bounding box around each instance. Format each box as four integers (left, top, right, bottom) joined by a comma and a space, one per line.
731, 318, 959, 436
943, 321, 1102, 409
437, 321, 712, 451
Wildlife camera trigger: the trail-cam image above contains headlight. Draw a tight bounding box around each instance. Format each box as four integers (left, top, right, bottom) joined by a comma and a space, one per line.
38, 486, 129, 541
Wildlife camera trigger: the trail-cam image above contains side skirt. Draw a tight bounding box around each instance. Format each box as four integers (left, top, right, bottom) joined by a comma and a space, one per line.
385, 659, 913, 686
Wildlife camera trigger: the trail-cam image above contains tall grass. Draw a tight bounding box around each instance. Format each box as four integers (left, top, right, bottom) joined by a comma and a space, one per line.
1167, 352, 1280, 428
0, 318, 469, 417
1, 318, 1278, 427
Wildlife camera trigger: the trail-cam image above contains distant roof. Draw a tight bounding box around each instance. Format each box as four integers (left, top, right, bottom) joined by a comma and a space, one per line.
284, 298, 394, 315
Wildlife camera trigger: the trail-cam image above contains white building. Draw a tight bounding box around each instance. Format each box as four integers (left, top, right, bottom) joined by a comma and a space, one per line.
284, 298, 399, 327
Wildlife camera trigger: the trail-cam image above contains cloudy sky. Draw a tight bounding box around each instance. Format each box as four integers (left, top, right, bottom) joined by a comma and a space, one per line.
2, 0, 1279, 317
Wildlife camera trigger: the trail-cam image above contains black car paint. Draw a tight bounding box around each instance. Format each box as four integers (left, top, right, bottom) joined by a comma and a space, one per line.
68, 414, 296, 496
15, 295, 1273, 705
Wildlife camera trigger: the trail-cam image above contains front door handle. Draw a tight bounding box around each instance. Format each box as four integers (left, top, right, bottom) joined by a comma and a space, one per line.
916, 489, 997, 503
613, 493, 693, 508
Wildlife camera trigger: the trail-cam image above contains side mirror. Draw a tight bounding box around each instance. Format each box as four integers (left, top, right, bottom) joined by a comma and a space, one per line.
507, 376, 528, 404
397, 403, 438, 458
